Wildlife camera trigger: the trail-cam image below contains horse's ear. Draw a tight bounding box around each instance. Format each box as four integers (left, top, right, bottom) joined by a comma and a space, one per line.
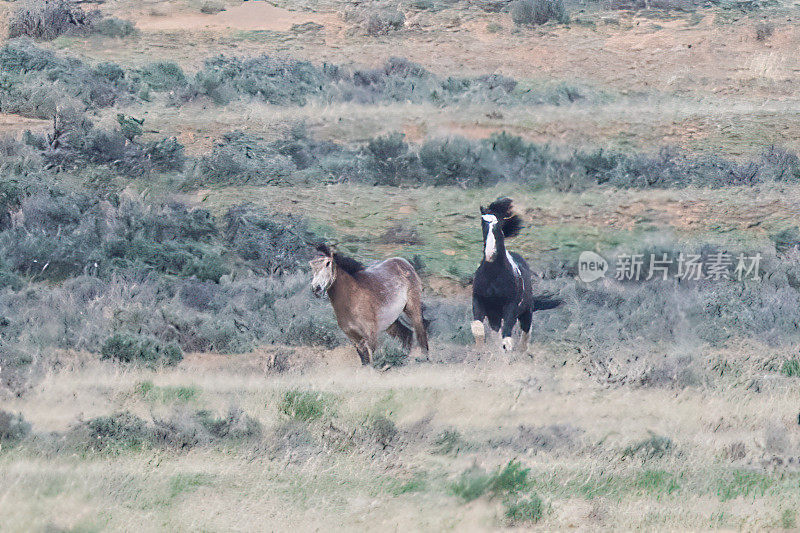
315, 243, 333, 257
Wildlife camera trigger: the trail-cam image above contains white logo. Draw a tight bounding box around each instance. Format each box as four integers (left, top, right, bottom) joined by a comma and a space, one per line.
578, 251, 608, 282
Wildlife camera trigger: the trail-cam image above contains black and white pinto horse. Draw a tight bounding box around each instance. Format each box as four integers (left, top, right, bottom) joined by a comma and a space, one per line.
471, 198, 560, 352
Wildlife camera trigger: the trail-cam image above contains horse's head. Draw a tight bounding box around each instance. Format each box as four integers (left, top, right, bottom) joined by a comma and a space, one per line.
309, 245, 335, 297
479, 198, 523, 263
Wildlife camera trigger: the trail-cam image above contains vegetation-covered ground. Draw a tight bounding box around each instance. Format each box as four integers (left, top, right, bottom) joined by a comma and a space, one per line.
2, 0, 800, 530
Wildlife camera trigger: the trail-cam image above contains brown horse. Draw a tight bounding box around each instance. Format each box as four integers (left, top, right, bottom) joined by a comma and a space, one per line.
310, 244, 429, 365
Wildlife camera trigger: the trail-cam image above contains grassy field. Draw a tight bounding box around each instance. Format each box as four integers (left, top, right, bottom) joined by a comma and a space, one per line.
2, 0, 800, 530
3, 345, 800, 531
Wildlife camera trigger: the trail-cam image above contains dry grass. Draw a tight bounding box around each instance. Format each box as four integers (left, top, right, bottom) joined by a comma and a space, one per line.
2, 343, 800, 530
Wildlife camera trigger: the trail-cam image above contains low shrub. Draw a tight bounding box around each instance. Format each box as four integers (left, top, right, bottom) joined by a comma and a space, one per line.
8, 0, 94, 40
280, 390, 334, 421
193, 55, 327, 106
0, 40, 128, 117
754, 21, 774, 41
199, 1, 225, 14
426, 300, 477, 345
100, 333, 183, 367
92, 17, 137, 38
491, 459, 532, 494
146, 137, 187, 172
363, 132, 418, 186
365, 9, 406, 36
0, 410, 31, 447
432, 429, 466, 455
195, 407, 262, 441
781, 358, 800, 377
0, 343, 34, 397
371, 335, 407, 369
75, 412, 151, 452
134, 61, 187, 91
365, 414, 398, 449
197, 131, 295, 185
504, 494, 545, 525
511, 0, 569, 25
69, 407, 261, 453
222, 204, 314, 274
622, 432, 674, 460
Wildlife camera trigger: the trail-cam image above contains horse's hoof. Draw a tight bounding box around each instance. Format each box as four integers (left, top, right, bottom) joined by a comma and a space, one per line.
502, 337, 514, 351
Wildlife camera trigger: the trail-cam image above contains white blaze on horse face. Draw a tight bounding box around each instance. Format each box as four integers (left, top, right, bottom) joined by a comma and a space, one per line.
310, 258, 334, 293
482, 214, 498, 262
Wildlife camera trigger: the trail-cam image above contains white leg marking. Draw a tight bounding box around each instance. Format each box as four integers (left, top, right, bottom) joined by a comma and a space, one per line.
519, 332, 529, 352
471, 320, 485, 345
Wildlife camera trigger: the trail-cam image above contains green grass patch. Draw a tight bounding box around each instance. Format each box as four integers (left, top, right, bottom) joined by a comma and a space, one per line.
715, 469, 776, 501
780, 358, 800, 377
134, 381, 200, 403
451, 460, 530, 502
279, 390, 336, 421
391, 472, 428, 495
634, 469, 680, 496
782, 509, 797, 529
168, 473, 216, 499
504, 494, 545, 525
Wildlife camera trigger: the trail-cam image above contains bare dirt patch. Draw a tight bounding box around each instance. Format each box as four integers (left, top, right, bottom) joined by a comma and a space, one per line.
0, 113, 49, 136
136, 2, 338, 33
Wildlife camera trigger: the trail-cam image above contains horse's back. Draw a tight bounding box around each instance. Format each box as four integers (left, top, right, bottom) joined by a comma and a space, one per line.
364, 257, 419, 282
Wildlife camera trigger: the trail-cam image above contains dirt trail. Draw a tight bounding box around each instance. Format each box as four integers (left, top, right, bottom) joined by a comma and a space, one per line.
137, 2, 338, 32
0, 113, 49, 135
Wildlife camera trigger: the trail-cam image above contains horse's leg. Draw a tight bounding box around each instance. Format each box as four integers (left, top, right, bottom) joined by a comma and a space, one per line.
365, 334, 379, 365
349, 333, 370, 366
517, 307, 533, 353
471, 296, 487, 346
500, 305, 519, 352
486, 312, 502, 348
386, 320, 413, 351
346, 330, 371, 366
404, 298, 429, 355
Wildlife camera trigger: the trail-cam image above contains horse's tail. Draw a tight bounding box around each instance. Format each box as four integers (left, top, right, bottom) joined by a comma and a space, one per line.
421, 302, 431, 331
532, 297, 562, 311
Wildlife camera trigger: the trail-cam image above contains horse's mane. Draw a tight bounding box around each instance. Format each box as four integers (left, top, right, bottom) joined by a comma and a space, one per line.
485, 197, 523, 238
315, 243, 366, 275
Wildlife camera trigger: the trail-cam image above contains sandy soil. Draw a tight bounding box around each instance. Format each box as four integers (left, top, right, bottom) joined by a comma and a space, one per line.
136, 2, 338, 32
0, 113, 49, 136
